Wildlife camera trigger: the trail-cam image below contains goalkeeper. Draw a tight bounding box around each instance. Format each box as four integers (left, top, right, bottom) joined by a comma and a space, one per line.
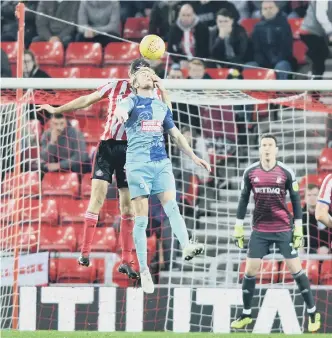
231, 134, 320, 333
114, 69, 210, 294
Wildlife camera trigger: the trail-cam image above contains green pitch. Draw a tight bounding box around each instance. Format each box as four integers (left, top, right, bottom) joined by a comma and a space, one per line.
0, 332, 329, 338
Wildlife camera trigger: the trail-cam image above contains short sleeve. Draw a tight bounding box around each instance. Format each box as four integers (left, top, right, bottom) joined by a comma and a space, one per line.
318, 174, 332, 205
117, 96, 135, 114
163, 108, 175, 131
97, 80, 117, 99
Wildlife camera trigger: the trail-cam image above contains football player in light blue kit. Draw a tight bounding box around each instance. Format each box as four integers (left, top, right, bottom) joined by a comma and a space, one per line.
114, 68, 211, 293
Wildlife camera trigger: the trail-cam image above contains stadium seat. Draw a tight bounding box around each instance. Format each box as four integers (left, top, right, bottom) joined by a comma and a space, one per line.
205, 68, 228, 79
41, 67, 81, 78
3, 171, 40, 197
54, 258, 97, 283
81, 173, 92, 198
42, 172, 79, 197
243, 68, 276, 80
123, 17, 149, 40
288, 18, 303, 39
293, 40, 307, 65
30, 41, 64, 66
49, 257, 58, 282
104, 42, 140, 65
239, 260, 279, 283
59, 199, 90, 224
318, 148, 332, 172
280, 260, 319, 284
88, 66, 129, 79
82, 119, 105, 144
100, 199, 120, 225
1, 42, 18, 63
39, 225, 76, 252
320, 260, 332, 285
1, 225, 38, 253
65, 42, 102, 66
26, 198, 59, 225
77, 227, 117, 252
240, 18, 260, 36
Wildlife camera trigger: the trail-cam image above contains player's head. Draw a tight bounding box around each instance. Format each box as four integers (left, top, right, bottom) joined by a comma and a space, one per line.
259, 134, 278, 162
305, 184, 319, 208
132, 68, 154, 91
51, 113, 67, 134
129, 58, 151, 77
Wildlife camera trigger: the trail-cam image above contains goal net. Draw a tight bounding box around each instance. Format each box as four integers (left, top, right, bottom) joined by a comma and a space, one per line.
1, 78, 332, 334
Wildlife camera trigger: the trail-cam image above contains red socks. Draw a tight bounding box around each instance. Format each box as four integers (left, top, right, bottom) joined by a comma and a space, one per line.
81, 212, 98, 257
119, 214, 135, 263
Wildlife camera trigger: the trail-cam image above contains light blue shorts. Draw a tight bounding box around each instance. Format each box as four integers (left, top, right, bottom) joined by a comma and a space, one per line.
126, 158, 176, 199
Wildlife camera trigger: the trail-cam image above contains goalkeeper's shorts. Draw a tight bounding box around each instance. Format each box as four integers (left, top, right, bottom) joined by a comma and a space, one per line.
247, 230, 298, 259
126, 158, 176, 199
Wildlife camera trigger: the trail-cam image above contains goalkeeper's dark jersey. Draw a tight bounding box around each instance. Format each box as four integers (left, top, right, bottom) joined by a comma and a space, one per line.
236, 161, 302, 232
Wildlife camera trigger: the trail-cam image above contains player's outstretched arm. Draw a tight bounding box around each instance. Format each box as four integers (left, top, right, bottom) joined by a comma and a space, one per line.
167, 126, 211, 172
36, 91, 101, 115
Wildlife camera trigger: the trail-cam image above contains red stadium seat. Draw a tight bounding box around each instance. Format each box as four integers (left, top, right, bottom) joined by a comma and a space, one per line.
81, 173, 92, 198
41, 67, 81, 78
100, 199, 120, 225
30, 41, 64, 66
321, 260, 332, 285
243, 68, 276, 80
240, 18, 260, 36
42, 172, 79, 197
65, 42, 102, 66
280, 260, 319, 284
288, 18, 303, 39
205, 68, 228, 79
3, 171, 40, 197
82, 119, 105, 144
318, 148, 332, 172
55, 258, 97, 283
293, 40, 307, 65
104, 43, 140, 65
49, 258, 58, 282
1, 225, 38, 253
1, 42, 18, 63
27, 198, 59, 225
39, 225, 76, 252
77, 227, 117, 252
239, 260, 279, 283
124, 17, 149, 40
59, 199, 89, 224
88, 66, 129, 79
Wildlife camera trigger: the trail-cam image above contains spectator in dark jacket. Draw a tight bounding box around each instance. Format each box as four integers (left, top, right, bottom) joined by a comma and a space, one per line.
187, 59, 211, 79
210, 8, 250, 69
300, 1, 332, 79
1, 49, 12, 77
167, 3, 210, 68
23, 50, 50, 78
248, 1, 293, 79
35, 1, 79, 47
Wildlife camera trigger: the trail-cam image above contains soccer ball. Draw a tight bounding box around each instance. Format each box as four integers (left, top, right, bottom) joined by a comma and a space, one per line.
139, 34, 165, 60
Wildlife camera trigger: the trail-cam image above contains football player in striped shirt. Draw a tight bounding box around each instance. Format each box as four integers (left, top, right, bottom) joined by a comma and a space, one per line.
315, 173, 332, 228
37, 59, 163, 280
231, 134, 321, 332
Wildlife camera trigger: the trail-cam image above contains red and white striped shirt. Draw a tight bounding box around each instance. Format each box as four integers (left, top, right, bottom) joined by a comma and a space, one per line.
97, 80, 132, 141
318, 174, 332, 206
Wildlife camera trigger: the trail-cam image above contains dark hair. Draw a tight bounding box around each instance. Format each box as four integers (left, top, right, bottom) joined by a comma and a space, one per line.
129, 58, 151, 76
52, 113, 65, 119
24, 49, 37, 64
260, 133, 278, 146
217, 8, 235, 19
307, 184, 319, 191
189, 58, 205, 68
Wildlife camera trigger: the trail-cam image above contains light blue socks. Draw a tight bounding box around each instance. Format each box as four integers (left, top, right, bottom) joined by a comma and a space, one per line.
133, 216, 149, 272
163, 199, 189, 249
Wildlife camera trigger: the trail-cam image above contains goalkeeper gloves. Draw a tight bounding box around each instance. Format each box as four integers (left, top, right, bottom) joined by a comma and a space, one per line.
233, 223, 244, 249
293, 220, 304, 249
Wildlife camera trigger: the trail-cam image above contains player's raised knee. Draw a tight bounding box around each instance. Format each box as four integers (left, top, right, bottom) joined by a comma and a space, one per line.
162, 199, 180, 217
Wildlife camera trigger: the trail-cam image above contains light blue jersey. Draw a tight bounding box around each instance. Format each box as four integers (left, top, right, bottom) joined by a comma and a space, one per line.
118, 95, 175, 163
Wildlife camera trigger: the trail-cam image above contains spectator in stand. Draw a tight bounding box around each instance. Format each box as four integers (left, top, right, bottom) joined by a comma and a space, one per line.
121, 1, 155, 24
210, 8, 250, 69
1, 1, 38, 47
303, 184, 331, 254
168, 63, 184, 79
251, 1, 288, 18
35, 1, 79, 47
187, 59, 211, 79
300, 1, 332, 79
23, 50, 50, 78
167, 3, 210, 68
248, 1, 293, 80
1, 49, 12, 78
191, 0, 239, 28
229, 1, 251, 21
77, 1, 120, 47
289, 1, 309, 18
149, 1, 182, 42
40, 113, 90, 173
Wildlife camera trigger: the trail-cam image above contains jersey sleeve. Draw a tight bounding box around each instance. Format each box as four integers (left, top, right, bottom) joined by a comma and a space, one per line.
236, 169, 252, 220
318, 174, 332, 205
284, 166, 302, 220
97, 80, 117, 99
163, 107, 175, 131
116, 96, 135, 115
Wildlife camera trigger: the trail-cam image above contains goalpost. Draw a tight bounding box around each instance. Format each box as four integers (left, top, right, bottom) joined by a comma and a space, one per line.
1, 77, 332, 333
